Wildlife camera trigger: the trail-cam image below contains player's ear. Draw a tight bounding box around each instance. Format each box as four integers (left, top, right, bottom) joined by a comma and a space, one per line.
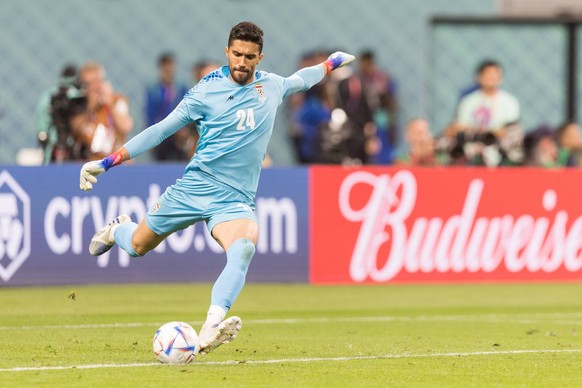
258, 53, 264, 64
224, 46, 229, 57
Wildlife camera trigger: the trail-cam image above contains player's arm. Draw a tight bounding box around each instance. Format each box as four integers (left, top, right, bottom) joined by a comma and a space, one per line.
79, 112, 188, 191
284, 51, 355, 95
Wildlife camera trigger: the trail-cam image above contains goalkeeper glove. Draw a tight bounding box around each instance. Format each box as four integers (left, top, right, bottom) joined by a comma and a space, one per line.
323, 51, 356, 74
79, 151, 123, 192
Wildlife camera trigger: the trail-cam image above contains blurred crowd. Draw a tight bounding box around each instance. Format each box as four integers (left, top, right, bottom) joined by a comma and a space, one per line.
35, 51, 582, 168
35, 54, 220, 165
289, 52, 582, 168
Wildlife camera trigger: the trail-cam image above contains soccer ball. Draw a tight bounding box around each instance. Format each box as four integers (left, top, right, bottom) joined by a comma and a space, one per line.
153, 321, 199, 364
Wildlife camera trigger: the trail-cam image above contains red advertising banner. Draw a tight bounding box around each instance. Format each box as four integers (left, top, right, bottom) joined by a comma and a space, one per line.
310, 166, 582, 284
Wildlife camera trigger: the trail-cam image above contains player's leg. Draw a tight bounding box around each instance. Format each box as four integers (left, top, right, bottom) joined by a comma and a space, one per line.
116, 218, 167, 257
90, 178, 204, 257
197, 218, 258, 355
89, 216, 166, 257
212, 218, 259, 250
210, 218, 258, 310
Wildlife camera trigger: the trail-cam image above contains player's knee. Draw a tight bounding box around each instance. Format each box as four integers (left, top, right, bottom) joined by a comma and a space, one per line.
227, 237, 256, 266
239, 238, 256, 265
131, 239, 151, 257
130, 229, 166, 257
133, 243, 151, 257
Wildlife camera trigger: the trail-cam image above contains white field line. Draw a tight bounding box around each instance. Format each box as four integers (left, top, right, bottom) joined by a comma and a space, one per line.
1, 349, 581, 373
1, 313, 582, 331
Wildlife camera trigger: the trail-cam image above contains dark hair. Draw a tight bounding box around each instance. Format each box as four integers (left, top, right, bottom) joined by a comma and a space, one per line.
476, 59, 502, 75
60, 64, 77, 78
158, 52, 174, 66
228, 21, 264, 52
360, 50, 375, 61
523, 124, 555, 155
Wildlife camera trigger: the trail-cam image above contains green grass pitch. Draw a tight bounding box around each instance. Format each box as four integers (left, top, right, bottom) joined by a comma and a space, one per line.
1, 282, 582, 387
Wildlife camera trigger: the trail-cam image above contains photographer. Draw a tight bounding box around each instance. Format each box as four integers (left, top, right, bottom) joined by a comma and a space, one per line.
442, 60, 523, 166
76, 61, 133, 161
36, 65, 88, 163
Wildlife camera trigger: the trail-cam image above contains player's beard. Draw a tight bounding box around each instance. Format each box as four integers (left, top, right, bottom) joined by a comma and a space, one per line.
231, 66, 253, 85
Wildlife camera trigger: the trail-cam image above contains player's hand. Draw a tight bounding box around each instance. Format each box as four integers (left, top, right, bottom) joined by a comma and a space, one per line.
324, 51, 356, 73
79, 150, 125, 191
80, 160, 106, 192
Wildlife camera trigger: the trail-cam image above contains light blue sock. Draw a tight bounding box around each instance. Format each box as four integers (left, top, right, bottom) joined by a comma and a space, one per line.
211, 238, 256, 311
113, 222, 141, 257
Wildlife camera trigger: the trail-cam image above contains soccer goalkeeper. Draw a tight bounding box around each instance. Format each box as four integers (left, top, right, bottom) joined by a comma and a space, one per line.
80, 21, 354, 357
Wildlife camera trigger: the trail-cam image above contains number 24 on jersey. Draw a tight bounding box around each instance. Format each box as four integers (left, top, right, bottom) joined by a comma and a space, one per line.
236, 109, 256, 130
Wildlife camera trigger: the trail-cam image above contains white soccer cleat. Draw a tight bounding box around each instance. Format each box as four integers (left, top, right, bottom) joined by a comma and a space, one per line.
198, 316, 242, 356
89, 215, 131, 256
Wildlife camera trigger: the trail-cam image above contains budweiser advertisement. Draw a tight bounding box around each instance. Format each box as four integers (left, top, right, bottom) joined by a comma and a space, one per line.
310, 166, 582, 284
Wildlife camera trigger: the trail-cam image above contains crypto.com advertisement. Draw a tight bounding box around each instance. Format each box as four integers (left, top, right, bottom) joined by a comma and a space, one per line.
310, 166, 582, 284
0, 165, 308, 286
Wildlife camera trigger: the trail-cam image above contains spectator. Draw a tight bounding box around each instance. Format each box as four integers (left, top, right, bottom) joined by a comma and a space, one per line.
288, 50, 332, 163
146, 53, 191, 161
334, 56, 380, 165
522, 125, 560, 168
77, 61, 133, 160
555, 121, 582, 167
395, 118, 441, 166
192, 59, 221, 83
357, 50, 398, 164
444, 60, 522, 166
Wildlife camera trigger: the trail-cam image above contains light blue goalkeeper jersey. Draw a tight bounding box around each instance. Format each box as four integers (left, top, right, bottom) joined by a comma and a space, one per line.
124, 64, 325, 199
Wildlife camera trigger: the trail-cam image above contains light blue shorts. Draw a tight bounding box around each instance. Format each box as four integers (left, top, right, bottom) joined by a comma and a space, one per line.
145, 168, 257, 236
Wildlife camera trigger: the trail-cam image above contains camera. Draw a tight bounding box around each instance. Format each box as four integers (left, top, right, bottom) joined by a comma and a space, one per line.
447, 130, 503, 166
46, 74, 87, 162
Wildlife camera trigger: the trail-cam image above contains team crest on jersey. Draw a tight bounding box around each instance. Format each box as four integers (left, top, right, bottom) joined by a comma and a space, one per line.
255, 83, 266, 102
